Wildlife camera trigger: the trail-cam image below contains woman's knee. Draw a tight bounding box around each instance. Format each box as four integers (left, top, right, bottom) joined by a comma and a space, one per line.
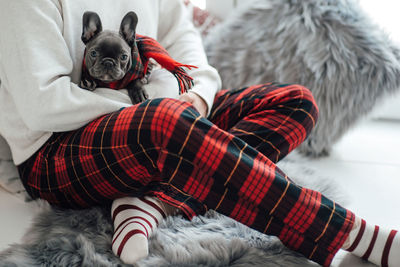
288, 84, 319, 123
251, 83, 319, 136
128, 98, 200, 143
258, 83, 319, 124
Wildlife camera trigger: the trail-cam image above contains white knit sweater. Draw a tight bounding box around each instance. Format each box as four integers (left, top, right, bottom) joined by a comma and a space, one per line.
0, 0, 221, 165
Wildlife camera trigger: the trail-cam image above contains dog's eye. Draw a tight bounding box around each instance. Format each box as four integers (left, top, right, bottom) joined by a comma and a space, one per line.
121, 54, 128, 61
90, 51, 97, 58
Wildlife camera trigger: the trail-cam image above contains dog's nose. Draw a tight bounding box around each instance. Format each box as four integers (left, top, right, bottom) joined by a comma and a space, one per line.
102, 59, 115, 69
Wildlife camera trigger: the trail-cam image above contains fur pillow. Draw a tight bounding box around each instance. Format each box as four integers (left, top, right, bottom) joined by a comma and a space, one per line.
205, 0, 400, 156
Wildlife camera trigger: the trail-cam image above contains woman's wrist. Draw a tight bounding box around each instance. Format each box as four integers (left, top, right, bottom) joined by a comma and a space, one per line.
178, 91, 208, 117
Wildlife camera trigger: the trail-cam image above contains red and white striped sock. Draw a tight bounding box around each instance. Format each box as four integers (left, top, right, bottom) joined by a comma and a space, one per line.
343, 217, 400, 267
111, 196, 167, 264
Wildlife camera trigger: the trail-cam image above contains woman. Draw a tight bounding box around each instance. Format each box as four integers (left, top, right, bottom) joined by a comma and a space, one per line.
0, 0, 398, 266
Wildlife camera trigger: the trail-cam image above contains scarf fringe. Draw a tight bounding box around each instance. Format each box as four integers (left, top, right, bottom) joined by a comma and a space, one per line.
173, 66, 196, 94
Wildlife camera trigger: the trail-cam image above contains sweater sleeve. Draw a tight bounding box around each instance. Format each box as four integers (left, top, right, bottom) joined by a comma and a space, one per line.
0, 0, 132, 133
157, 0, 222, 116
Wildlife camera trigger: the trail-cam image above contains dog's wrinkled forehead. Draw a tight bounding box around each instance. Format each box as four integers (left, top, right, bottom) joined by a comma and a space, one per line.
88, 30, 131, 56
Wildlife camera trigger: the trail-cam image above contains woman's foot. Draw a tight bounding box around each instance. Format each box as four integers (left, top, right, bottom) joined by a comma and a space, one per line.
343, 217, 399, 267
111, 196, 179, 264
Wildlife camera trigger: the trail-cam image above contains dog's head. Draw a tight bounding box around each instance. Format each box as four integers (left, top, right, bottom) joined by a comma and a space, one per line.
81, 11, 138, 82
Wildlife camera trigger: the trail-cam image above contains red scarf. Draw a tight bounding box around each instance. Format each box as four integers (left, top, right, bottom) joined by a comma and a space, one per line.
81, 34, 197, 94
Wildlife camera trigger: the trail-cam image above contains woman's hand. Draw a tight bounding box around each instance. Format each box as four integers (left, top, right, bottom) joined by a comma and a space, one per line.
179, 92, 208, 117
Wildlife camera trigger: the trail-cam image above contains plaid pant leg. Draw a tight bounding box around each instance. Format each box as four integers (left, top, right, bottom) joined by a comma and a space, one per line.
18, 94, 353, 266
207, 83, 353, 265
208, 83, 319, 163
120, 97, 351, 266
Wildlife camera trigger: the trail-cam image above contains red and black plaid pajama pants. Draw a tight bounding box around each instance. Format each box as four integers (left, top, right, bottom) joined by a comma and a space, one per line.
18, 83, 355, 266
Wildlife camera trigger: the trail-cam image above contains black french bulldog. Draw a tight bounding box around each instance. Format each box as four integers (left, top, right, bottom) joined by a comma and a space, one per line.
80, 11, 150, 104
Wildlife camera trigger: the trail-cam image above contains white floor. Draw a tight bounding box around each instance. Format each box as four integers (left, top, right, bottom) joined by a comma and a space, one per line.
0, 118, 399, 266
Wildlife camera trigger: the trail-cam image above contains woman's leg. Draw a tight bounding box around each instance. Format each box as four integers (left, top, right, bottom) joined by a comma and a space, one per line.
18, 86, 346, 266
17, 84, 396, 266
111, 82, 320, 263
203, 83, 353, 266
207, 83, 400, 267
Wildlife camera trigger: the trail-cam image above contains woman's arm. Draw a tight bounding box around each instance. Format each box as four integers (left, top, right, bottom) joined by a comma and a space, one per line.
157, 0, 222, 116
0, 0, 131, 132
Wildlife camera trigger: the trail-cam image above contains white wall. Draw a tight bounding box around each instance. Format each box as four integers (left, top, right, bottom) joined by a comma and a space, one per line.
205, 0, 235, 19
205, 0, 247, 19
360, 0, 400, 120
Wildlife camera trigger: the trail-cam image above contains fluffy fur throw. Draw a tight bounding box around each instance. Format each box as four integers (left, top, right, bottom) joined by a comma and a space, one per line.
205, 0, 400, 156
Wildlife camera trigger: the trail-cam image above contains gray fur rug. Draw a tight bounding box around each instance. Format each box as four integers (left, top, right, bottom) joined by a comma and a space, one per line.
0, 154, 347, 267
205, 0, 400, 157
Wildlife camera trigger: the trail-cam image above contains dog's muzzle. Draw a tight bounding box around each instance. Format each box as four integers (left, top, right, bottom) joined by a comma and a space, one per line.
101, 58, 116, 69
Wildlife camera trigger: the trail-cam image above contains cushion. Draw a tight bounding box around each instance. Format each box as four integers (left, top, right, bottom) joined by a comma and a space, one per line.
0, 84, 26, 197
204, 0, 400, 156
0, 135, 12, 161
0, 159, 26, 196
0, 78, 13, 161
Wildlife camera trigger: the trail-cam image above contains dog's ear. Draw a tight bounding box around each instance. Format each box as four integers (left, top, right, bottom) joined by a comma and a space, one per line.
81, 11, 103, 44
119, 11, 138, 46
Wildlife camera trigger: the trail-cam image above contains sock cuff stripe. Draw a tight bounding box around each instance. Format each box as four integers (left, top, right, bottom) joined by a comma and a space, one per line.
117, 229, 146, 257
125, 220, 149, 237
362, 225, 379, 261
112, 220, 148, 246
112, 204, 160, 225
114, 216, 154, 234
140, 197, 167, 218
382, 230, 398, 267
347, 219, 366, 252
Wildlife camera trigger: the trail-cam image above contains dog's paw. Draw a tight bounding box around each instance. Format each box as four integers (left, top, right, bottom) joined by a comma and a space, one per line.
80, 79, 97, 91
128, 88, 149, 104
